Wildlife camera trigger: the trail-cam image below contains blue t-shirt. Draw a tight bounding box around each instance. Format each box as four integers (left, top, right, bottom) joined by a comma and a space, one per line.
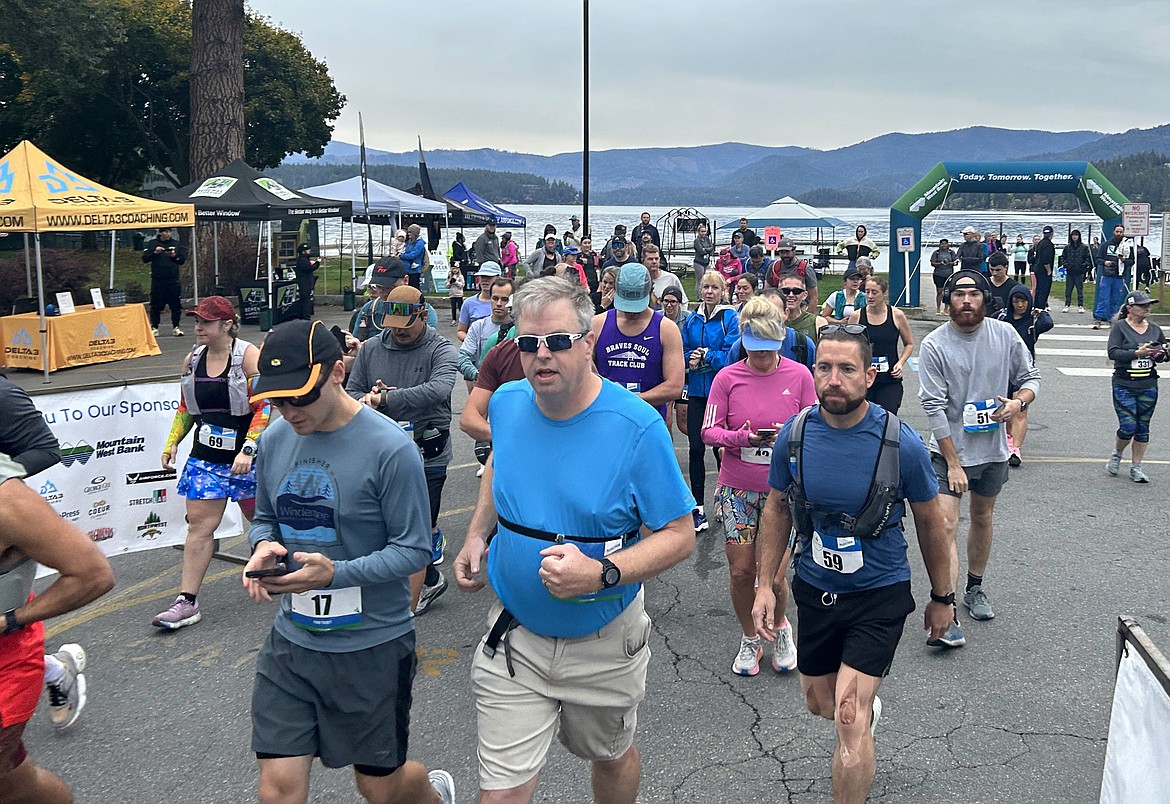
488, 379, 695, 637
768, 403, 938, 593
459, 295, 493, 328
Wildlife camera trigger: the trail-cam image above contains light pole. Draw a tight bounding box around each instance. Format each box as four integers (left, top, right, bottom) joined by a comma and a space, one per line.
582, 0, 590, 238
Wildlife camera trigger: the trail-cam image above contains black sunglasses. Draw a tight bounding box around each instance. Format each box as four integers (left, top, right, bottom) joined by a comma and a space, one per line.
270, 371, 331, 408
819, 324, 868, 338
779, 288, 805, 296
515, 332, 587, 353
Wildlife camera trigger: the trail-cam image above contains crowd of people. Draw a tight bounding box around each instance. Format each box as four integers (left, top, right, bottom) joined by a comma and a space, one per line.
4, 211, 1166, 804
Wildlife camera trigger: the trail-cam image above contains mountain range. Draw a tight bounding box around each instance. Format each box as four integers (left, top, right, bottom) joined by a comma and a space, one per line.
283, 124, 1170, 206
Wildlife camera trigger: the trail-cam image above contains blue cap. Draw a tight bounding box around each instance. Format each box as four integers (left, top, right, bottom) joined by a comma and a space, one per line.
563, 244, 581, 255
614, 263, 651, 313
741, 324, 783, 352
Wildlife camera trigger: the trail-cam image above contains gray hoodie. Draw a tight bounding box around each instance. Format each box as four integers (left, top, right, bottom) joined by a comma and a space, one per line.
346, 326, 459, 468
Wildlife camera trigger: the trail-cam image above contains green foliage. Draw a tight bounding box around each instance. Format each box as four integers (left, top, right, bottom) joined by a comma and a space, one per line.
268, 163, 580, 205
0, 0, 344, 187
0, 250, 96, 314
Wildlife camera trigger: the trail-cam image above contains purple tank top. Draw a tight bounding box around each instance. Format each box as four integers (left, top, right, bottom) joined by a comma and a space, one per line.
596, 309, 668, 419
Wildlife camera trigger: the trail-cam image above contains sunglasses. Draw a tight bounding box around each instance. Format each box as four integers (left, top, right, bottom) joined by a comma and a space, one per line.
515, 332, 587, 353
818, 324, 868, 338
779, 288, 805, 296
270, 373, 330, 409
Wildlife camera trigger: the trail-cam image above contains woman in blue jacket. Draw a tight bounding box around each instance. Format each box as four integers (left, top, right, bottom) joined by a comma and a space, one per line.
680, 271, 739, 532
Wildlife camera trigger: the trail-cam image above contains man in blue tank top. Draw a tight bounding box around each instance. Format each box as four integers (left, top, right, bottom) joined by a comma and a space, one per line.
591, 262, 684, 421
454, 277, 695, 803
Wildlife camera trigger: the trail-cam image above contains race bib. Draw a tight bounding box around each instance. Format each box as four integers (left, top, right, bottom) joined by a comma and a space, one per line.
873, 356, 890, 373
197, 424, 238, 451
1131, 357, 1153, 371
396, 420, 414, 434
812, 531, 863, 574
290, 587, 362, 631
962, 399, 999, 432
625, 382, 642, 393
740, 445, 773, 465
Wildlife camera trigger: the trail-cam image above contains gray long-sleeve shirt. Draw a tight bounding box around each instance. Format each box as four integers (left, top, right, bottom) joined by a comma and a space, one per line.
918, 318, 1041, 466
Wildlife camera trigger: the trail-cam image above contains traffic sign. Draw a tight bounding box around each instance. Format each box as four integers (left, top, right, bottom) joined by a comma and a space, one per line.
1123, 203, 1150, 237
763, 226, 782, 250
896, 227, 915, 253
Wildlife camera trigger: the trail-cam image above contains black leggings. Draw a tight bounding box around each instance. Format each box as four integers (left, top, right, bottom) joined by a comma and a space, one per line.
867, 382, 904, 414
1065, 273, 1086, 306
150, 281, 182, 328
1013, 261, 1027, 282
686, 396, 718, 506
449, 297, 463, 319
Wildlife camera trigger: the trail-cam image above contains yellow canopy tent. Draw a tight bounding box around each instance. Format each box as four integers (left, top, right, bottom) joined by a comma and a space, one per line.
0, 141, 195, 380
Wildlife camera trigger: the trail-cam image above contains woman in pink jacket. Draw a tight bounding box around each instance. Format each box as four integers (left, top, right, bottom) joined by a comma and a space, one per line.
499, 231, 520, 278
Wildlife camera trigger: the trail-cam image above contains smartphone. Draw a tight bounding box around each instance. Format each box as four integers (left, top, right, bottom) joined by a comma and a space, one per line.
245, 564, 291, 579
756, 428, 778, 439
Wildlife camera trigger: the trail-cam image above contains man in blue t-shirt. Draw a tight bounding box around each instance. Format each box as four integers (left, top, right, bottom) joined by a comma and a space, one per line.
751, 328, 953, 804
454, 276, 695, 803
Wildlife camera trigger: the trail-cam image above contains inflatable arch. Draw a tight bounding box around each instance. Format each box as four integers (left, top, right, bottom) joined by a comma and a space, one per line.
889, 161, 1129, 306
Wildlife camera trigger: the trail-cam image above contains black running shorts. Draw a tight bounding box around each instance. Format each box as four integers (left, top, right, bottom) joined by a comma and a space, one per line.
931, 454, 1009, 498
792, 575, 915, 678
252, 629, 415, 770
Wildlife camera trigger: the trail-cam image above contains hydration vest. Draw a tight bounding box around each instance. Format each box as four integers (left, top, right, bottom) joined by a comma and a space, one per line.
179, 340, 253, 417
786, 405, 902, 540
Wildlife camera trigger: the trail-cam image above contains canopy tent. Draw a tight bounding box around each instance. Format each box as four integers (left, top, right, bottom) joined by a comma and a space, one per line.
160, 159, 353, 298
300, 176, 447, 217
719, 196, 850, 230
443, 183, 526, 228
0, 140, 195, 380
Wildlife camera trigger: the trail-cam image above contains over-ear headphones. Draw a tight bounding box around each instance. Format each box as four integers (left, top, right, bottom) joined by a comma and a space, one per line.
942, 269, 992, 308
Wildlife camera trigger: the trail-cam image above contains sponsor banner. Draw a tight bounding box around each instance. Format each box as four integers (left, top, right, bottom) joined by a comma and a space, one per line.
31, 382, 243, 559
0, 304, 160, 371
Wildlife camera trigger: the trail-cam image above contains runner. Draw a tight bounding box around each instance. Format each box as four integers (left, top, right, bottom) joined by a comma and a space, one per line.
930, 238, 957, 315
701, 297, 815, 676
778, 274, 828, 345
0, 452, 114, 802
244, 320, 454, 804
986, 253, 1020, 317
996, 287, 1053, 467
821, 268, 864, 324
592, 263, 684, 422
453, 276, 695, 803
1106, 290, 1165, 483
680, 271, 739, 531
848, 276, 914, 414
154, 296, 271, 630
918, 271, 1040, 644
347, 287, 459, 615
751, 326, 952, 804
458, 262, 503, 342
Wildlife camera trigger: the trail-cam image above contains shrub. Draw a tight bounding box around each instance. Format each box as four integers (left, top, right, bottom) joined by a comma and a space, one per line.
0, 250, 95, 314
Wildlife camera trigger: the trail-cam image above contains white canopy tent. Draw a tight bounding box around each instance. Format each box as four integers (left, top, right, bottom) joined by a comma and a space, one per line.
719, 196, 850, 231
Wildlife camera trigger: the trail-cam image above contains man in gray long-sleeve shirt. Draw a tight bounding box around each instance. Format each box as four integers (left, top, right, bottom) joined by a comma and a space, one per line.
244, 319, 454, 803
918, 270, 1040, 649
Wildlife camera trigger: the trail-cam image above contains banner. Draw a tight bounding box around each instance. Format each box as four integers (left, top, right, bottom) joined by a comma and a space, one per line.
30, 382, 243, 559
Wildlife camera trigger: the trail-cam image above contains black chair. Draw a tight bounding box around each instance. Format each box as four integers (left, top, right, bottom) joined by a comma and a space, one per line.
11, 297, 38, 315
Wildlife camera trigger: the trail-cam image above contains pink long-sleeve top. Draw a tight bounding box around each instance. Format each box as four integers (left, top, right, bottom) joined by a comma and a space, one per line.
701, 357, 816, 492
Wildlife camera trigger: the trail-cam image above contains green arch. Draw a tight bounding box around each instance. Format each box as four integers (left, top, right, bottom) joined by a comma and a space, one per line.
889, 161, 1129, 306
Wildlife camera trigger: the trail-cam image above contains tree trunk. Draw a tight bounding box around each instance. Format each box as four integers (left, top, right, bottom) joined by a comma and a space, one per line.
189, 0, 245, 296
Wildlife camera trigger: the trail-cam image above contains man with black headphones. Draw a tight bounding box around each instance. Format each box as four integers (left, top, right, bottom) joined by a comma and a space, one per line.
917, 270, 1040, 648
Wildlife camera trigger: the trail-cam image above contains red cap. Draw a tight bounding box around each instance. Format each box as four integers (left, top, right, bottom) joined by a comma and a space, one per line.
186, 296, 236, 321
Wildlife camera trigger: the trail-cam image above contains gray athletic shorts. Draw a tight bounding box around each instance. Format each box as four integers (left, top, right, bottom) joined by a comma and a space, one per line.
931, 453, 1009, 498
252, 628, 416, 770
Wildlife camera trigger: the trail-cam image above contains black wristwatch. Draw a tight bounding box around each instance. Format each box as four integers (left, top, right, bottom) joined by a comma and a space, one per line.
241, 441, 258, 458
599, 558, 622, 590
929, 590, 956, 605
1016, 398, 1029, 412
3, 608, 23, 635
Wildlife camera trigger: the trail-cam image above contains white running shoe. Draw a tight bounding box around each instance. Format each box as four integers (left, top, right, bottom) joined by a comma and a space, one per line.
870, 695, 883, 737
47, 644, 87, 729
771, 620, 798, 673
732, 636, 762, 676
476, 465, 485, 478
1062, 306, 1070, 313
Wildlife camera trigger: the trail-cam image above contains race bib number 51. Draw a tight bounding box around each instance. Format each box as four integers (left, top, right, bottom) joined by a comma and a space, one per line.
963, 399, 999, 432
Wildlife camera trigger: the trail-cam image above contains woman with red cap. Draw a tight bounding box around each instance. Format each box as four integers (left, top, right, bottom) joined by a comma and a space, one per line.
152, 296, 271, 630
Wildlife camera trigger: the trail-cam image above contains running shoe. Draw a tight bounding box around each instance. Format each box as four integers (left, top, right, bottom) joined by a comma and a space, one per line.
1106, 453, 1121, 476
771, 621, 798, 674
151, 327, 160, 337
476, 465, 485, 478
431, 528, 445, 565
963, 585, 995, 620
1008, 448, 1021, 468
692, 508, 709, 533
173, 326, 184, 337
927, 619, 966, 648
47, 644, 87, 730
1062, 306, 1070, 313
428, 769, 455, 804
1078, 306, 1086, 314
415, 571, 448, 615
1131, 465, 1150, 483
870, 695, 883, 738
152, 595, 201, 630
732, 636, 763, 676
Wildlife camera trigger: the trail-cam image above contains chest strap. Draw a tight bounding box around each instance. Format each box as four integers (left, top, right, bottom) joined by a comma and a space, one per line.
496, 514, 638, 545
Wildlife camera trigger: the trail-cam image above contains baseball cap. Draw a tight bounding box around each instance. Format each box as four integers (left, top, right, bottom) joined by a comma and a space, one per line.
368, 257, 407, 287
476, 261, 502, 277
1126, 290, 1155, 306
1043, 226, 1054, 235
251, 320, 342, 401
614, 263, 652, 313
962, 226, 978, 235
563, 244, 581, 255
381, 286, 427, 328
571, 214, 580, 221
741, 324, 783, 352
843, 267, 862, 280
777, 238, 795, 251
611, 236, 628, 250
659, 286, 684, 303
544, 232, 558, 241
186, 295, 235, 321
297, 243, 311, 253
749, 245, 765, 258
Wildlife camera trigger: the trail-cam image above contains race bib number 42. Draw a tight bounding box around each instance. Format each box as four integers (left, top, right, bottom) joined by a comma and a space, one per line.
812, 531, 863, 574
290, 587, 362, 631
962, 399, 999, 432
740, 445, 773, 465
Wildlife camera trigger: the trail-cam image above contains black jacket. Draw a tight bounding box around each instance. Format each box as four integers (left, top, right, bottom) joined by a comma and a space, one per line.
141, 237, 186, 283
1060, 241, 1093, 275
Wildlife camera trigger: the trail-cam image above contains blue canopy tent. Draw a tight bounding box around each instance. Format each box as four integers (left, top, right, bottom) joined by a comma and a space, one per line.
443, 182, 527, 248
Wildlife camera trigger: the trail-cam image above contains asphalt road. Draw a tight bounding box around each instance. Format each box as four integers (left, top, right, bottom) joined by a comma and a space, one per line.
16, 303, 1170, 803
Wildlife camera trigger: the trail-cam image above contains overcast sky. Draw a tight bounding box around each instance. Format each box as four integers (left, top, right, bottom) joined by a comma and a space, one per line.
247, 0, 1170, 156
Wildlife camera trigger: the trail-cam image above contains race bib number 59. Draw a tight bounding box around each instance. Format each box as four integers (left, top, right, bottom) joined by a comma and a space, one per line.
812, 531, 863, 574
